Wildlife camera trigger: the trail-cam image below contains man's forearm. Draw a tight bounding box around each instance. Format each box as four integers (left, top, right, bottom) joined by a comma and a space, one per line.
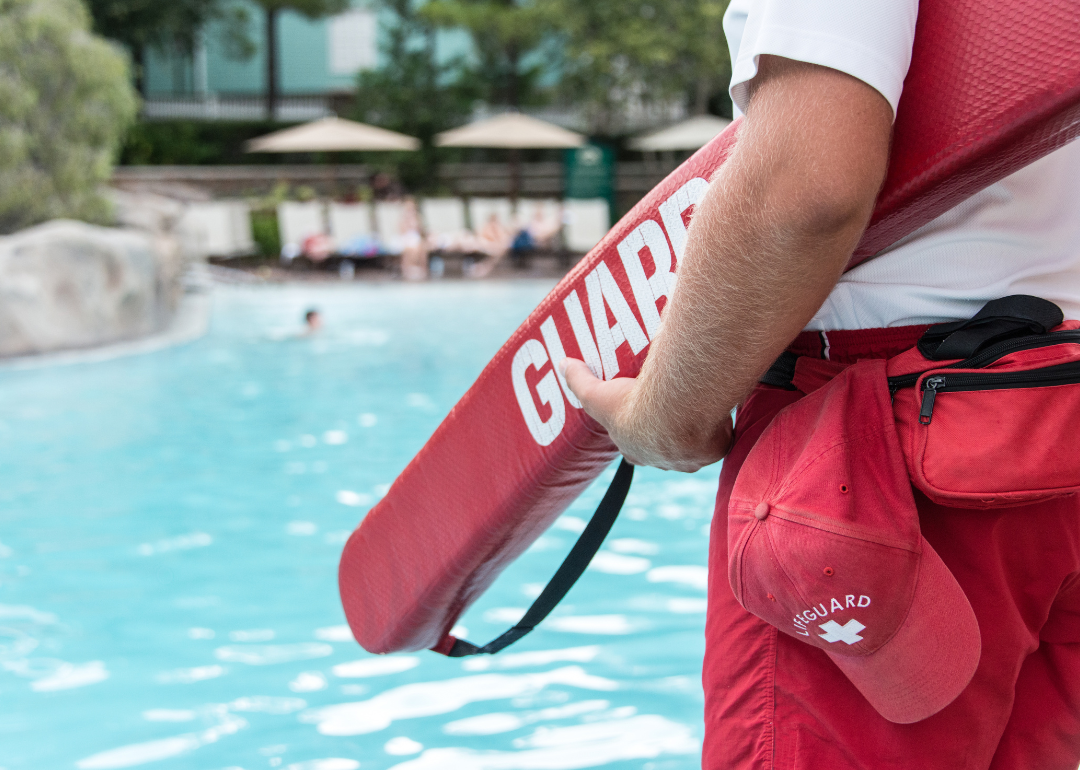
603, 58, 894, 470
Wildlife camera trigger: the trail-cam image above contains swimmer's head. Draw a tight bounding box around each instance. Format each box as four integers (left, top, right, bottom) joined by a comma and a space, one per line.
305, 309, 322, 331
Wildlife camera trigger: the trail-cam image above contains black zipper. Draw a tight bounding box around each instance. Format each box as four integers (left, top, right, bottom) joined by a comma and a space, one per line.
916, 361, 1080, 424
888, 329, 1080, 396
918, 376, 946, 424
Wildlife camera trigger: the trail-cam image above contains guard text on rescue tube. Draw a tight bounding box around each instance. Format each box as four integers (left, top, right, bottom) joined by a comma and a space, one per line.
511, 178, 709, 446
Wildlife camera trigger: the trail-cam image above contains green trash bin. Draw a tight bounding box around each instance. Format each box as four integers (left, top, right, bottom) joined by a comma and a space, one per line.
564, 143, 615, 221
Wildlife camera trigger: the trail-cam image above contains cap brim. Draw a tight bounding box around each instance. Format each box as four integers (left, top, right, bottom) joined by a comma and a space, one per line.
827, 537, 981, 724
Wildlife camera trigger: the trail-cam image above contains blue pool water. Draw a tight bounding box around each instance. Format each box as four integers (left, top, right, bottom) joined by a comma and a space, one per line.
0, 281, 719, 770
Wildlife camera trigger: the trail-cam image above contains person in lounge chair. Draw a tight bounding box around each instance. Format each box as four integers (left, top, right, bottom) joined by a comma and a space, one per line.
381, 198, 428, 282
467, 213, 514, 278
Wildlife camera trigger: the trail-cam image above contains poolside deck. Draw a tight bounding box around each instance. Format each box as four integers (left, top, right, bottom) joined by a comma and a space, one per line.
208, 251, 581, 284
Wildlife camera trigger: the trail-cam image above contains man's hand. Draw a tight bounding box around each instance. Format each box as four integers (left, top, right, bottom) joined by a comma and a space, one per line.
561, 358, 732, 472
560, 56, 893, 472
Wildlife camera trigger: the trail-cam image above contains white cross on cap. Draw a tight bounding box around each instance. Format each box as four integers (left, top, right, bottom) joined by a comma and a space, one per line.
819, 619, 865, 645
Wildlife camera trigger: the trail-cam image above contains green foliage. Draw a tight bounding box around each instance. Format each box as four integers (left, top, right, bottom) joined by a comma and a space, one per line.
252, 0, 341, 14
250, 0, 346, 14
421, 0, 552, 108
0, 0, 138, 233
250, 209, 280, 256
351, 0, 479, 192
412, 0, 731, 132
86, 0, 255, 94
121, 120, 294, 165
86, 0, 234, 57
544, 0, 732, 131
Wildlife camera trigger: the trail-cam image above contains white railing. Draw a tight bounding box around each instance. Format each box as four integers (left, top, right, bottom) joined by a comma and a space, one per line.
469, 101, 688, 135
142, 95, 333, 122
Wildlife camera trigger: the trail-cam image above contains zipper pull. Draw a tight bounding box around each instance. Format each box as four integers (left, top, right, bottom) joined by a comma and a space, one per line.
919, 376, 946, 425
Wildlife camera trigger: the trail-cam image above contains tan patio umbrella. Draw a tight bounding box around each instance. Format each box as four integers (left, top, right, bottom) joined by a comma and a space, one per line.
435, 113, 586, 150
246, 116, 420, 197
435, 113, 586, 202
246, 116, 421, 153
628, 115, 732, 152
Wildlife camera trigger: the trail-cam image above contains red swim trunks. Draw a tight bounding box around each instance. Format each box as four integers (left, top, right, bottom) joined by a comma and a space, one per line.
703, 326, 1080, 770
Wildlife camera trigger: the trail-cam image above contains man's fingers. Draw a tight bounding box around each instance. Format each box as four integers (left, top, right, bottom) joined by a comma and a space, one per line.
560, 357, 598, 403
561, 357, 616, 423
561, 357, 616, 428
560, 357, 641, 437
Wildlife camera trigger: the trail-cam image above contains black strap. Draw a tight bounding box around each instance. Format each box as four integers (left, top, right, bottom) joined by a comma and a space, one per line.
446, 458, 635, 657
759, 350, 799, 390
920, 295, 1063, 360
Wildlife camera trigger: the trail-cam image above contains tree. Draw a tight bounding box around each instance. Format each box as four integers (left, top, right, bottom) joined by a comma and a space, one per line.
85, 0, 251, 94
417, 0, 731, 133
541, 0, 731, 132
352, 0, 481, 192
0, 0, 138, 233
421, 0, 552, 109
251, 0, 348, 120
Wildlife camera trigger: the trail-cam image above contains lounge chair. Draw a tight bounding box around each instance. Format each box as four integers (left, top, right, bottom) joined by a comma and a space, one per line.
514, 198, 561, 231
421, 198, 469, 242
329, 202, 378, 258
373, 202, 406, 251
467, 198, 514, 232
182, 200, 255, 259
375, 200, 427, 280
277, 201, 326, 261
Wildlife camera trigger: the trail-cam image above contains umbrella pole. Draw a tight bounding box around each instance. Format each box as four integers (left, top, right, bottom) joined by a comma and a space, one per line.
323, 156, 338, 199
509, 148, 521, 212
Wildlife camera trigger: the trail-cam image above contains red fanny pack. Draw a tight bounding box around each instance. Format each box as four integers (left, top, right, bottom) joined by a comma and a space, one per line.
885, 296, 1080, 508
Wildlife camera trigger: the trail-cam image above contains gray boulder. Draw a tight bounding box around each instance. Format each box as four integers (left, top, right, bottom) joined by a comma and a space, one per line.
0, 220, 184, 357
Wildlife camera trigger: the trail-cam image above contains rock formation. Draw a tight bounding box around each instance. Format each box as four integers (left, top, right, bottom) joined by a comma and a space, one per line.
0, 214, 190, 358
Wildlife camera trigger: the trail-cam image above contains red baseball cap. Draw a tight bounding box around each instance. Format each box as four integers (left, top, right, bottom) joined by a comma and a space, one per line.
728, 359, 981, 724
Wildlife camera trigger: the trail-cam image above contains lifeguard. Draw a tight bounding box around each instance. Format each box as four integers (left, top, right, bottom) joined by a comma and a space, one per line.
563, 0, 1080, 766
340, 0, 1080, 764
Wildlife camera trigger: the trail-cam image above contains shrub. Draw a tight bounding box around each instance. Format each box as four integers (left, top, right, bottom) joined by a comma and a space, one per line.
120, 120, 295, 166
250, 210, 280, 257
0, 0, 138, 233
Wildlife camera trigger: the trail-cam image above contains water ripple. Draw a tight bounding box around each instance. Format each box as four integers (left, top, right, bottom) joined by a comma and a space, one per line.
301, 666, 618, 736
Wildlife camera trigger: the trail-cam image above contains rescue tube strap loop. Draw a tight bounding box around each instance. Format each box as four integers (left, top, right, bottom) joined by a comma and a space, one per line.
442, 458, 635, 657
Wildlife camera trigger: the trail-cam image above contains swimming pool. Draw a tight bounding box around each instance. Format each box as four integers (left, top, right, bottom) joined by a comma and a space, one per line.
0, 281, 718, 770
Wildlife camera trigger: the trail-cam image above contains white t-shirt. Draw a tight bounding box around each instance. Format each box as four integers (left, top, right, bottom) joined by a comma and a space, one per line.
724, 0, 1080, 330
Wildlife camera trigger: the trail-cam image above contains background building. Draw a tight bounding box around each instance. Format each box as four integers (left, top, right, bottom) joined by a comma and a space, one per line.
141, 0, 468, 121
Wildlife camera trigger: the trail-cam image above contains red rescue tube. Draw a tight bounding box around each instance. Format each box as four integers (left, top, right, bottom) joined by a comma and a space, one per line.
852, 0, 1080, 265
340, 0, 1080, 655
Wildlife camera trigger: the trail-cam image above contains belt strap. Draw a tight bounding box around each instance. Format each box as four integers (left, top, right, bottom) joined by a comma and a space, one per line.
761, 351, 800, 390
919, 295, 1063, 360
